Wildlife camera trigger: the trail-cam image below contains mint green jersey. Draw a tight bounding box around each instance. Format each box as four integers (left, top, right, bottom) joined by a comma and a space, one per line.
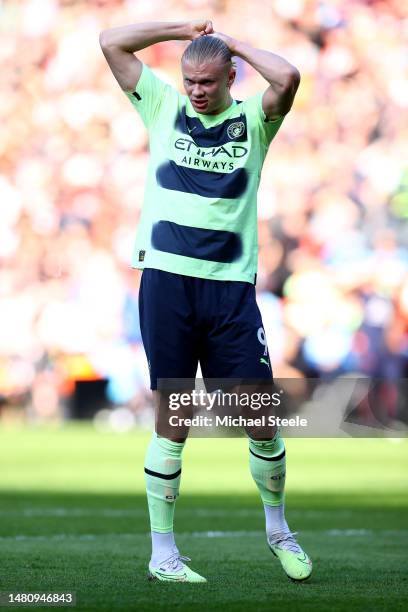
124, 63, 284, 283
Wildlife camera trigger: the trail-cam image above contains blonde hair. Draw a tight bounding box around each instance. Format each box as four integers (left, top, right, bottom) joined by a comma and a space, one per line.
182, 36, 233, 68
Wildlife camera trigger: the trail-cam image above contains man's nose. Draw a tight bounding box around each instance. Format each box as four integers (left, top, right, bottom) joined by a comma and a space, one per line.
192, 84, 204, 98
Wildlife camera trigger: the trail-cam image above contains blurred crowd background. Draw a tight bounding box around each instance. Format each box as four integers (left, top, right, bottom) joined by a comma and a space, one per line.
1, 0, 407, 425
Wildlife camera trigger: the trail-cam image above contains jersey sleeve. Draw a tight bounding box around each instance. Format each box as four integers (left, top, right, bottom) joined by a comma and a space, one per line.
243, 92, 285, 151
124, 63, 178, 131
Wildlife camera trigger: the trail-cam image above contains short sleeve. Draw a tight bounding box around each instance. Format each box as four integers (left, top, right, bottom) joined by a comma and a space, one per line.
243, 92, 285, 150
124, 63, 177, 131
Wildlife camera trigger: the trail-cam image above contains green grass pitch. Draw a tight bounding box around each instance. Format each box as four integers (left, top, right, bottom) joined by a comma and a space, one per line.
0, 425, 407, 611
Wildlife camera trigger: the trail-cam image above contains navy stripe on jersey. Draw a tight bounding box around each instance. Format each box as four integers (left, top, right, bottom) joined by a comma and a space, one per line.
156, 160, 247, 199
151, 220, 242, 263
174, 105, 247, 147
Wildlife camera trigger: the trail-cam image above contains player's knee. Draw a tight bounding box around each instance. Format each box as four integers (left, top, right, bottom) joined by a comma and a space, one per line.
154, 433, 188, 443
245, 425, 278, 440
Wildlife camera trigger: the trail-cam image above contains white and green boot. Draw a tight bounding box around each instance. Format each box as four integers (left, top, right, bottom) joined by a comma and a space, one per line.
148, 553, 207, 583
268, 531, 312, 582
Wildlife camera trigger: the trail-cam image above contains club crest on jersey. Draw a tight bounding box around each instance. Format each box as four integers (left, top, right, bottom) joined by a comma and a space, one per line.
227, 121, 245, 140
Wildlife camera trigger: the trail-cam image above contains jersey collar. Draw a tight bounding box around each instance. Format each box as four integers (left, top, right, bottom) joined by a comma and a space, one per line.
185, 97, 237, 128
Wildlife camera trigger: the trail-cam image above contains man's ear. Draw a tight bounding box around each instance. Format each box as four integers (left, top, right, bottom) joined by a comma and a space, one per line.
227, 67, 236, 89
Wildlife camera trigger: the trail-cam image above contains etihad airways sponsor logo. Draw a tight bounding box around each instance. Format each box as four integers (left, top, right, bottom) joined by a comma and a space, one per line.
178, 157, 236, 171
174, 137, 249, 171
174, 137, 248, 158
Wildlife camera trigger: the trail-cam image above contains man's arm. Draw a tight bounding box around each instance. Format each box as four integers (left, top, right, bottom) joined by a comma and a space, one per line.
99, 20, 213, 92
212, 34, 300, 120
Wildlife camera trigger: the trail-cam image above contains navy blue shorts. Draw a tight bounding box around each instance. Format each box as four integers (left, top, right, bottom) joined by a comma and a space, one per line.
138, 268, 272, 390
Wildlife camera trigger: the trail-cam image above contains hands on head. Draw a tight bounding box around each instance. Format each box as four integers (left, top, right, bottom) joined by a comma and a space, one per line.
189, 20, 235, 53
189, 19, 214, 39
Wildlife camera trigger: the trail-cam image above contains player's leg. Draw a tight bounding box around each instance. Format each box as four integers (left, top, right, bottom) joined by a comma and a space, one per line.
139, 269, 206, 582
144, 431, 183, 562
200, 280, 312, 581
248, 431, 312, 581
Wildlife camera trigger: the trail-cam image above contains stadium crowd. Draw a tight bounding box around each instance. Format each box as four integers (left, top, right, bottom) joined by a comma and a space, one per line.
1, 0, 407, 422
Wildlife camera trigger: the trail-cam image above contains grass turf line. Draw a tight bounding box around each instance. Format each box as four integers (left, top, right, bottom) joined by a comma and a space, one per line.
0, 425, 407, 611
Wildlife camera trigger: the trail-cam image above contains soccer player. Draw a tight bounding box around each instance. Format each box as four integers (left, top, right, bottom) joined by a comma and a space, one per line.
100, 19, 312, 583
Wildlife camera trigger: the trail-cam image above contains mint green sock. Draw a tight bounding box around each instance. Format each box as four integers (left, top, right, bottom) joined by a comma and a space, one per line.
144, 433, 185, 533
249, 434, 286, 507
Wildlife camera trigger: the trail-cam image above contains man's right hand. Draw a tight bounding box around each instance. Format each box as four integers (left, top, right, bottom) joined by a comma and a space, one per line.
100, 20, 214, 92
189, 19, 214, 40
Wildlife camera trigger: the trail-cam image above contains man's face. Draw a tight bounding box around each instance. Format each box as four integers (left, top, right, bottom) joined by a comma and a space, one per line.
181, 58, 235, 115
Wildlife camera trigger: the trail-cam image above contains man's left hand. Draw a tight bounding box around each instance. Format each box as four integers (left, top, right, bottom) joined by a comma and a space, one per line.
210, 32, 236, 54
